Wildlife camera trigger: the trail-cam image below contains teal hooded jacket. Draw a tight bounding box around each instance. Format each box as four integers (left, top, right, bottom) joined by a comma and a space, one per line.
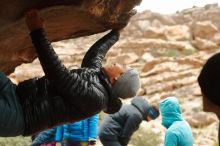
160, 97, 194, 146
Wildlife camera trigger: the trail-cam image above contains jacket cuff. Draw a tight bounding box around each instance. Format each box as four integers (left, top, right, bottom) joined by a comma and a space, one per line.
30, 28, 46, 42
110, 29, 120, 40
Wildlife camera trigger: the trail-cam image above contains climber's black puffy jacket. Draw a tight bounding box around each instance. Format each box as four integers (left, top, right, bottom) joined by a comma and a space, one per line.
16, 29, 122, 136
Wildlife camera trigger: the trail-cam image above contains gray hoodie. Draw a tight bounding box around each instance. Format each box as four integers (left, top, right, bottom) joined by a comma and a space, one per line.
99, 96, 151, 146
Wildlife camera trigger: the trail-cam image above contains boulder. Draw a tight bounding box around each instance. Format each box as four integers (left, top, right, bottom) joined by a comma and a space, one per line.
186, 112, 218, 127
106, 52, 139, 65
0, 0, 141, 74
192, 37, 218, 50
191, 21, 218, 39
144, 25, 191, 41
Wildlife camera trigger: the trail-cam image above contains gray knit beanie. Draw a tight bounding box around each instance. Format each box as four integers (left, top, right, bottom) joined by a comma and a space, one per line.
112, 68, 140, 99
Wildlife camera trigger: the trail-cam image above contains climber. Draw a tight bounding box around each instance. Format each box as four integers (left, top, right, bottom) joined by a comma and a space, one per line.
0, 10, 140, 137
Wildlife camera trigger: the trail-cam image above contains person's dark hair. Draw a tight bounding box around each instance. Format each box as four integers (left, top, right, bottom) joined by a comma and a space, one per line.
148, 105, 160, 120
198, 52, 220, 106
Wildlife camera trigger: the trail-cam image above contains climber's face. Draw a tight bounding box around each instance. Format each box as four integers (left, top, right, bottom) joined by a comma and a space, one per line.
103, 63, 128, 84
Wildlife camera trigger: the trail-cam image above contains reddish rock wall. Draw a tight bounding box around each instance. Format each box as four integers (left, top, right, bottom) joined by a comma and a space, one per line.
0, 0, 141, 74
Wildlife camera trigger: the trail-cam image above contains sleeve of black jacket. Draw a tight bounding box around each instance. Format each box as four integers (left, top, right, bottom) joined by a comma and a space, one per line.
30, 28, 72, 95
119, 114, 142, 146
30, 29, 119, 96
31, 128, 56, 146
81, 29, 120, 68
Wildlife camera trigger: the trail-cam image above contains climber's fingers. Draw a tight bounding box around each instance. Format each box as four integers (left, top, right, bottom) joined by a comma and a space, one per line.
25, 9, 44, 32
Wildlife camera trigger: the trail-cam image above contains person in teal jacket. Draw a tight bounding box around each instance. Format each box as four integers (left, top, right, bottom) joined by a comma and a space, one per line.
55, 114, 99, 146
160, 96, 194, 146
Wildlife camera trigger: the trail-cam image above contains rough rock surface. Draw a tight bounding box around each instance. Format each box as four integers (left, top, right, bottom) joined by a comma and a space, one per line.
0, 0, 141, 74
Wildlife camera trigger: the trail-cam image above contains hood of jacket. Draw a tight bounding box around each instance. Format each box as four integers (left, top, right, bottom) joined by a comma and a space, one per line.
160, 97, 183, 129
131, 96, 151, 120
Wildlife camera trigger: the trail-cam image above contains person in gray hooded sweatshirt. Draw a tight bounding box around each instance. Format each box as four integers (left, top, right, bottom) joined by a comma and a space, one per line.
98, 96, 160, 146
